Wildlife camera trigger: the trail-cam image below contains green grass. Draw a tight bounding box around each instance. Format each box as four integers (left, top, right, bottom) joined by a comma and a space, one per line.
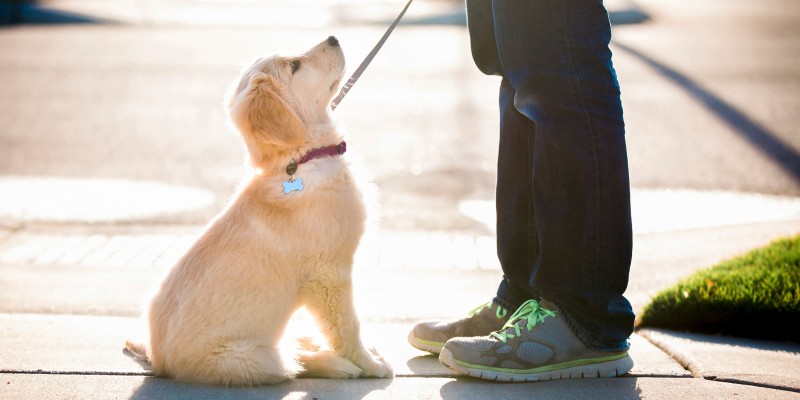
638, 234, 800, 342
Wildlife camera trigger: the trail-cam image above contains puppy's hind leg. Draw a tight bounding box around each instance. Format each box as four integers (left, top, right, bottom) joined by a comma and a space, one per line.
176, 340, 301, 386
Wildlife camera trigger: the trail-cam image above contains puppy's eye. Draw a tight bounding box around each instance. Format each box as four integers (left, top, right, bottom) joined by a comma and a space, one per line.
289, 60, 301, 74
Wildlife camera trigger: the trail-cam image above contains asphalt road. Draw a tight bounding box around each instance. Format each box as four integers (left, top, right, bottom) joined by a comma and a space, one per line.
1, 0, 798, 232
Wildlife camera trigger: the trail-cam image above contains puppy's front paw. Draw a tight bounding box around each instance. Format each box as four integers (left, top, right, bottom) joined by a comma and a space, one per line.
324, 357, 363, 379
357, 352, 394, 378
298, 350, 363, 379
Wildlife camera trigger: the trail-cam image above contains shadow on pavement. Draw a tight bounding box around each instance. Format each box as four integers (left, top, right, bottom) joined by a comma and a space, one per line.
0, 1, 103, 25
439, 376, 644, 399
613, 40, 800, 185
129, 375, 392, 399
609, 8, 650, 26
375, 5, 649, 27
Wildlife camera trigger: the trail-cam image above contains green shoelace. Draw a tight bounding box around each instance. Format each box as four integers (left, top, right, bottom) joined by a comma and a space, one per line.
490, 299, 557, 343
468, 301, 508, 320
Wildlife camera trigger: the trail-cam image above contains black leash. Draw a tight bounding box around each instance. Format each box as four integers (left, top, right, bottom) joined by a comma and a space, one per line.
330, 0, 414, 110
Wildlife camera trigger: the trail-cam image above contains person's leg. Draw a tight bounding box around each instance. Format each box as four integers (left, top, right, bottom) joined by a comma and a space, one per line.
465, 0, 540, 313
439, 1, 635, 381
406, 0, 521, 354
407, 79, 539, 355
493, 77, 539, 312
490, 0, 634, 350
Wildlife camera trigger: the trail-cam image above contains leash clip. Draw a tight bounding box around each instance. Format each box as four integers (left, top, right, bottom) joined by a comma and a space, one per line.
286, 159, 298, 178
283, 159, 304, 193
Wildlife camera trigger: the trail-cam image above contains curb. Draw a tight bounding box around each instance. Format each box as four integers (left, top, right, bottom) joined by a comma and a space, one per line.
638, 329, 707, 379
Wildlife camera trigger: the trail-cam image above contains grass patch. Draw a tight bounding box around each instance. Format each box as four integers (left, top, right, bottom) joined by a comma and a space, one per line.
638, 234, 800, 342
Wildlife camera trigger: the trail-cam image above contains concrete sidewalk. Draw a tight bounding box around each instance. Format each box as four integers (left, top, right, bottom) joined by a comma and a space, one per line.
0, 314, 797, 399
0, 221, 799, 399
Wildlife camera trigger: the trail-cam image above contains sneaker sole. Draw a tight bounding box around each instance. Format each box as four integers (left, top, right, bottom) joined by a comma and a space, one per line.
439, 347, 634, 382
407, 331, 444, 354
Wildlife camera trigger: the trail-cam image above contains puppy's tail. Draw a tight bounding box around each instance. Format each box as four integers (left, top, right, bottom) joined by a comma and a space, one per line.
124, 339, 150, 364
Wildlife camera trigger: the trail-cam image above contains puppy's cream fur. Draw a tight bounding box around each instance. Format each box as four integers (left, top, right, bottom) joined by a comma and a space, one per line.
125, 37, 392, 386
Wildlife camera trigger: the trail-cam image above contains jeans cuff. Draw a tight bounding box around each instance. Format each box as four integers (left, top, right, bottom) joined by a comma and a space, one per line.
554, 302, 631, 352
495, 278, 536, 312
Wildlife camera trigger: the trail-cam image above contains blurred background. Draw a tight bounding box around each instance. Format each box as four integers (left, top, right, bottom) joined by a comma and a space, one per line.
1, 0, 799, 231
0, 0, 799, 318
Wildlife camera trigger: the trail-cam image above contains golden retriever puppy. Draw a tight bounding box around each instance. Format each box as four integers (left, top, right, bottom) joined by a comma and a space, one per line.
125, 36, 393, 386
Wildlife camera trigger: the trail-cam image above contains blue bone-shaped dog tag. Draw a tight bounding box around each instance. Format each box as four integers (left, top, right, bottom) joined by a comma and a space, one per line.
282, 179, 304, 194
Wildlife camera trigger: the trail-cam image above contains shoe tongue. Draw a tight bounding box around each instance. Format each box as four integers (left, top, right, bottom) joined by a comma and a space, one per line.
538, 298, 558, 311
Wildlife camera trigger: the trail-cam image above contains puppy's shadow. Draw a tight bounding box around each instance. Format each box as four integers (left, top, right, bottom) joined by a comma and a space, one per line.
129, 375, 393, 400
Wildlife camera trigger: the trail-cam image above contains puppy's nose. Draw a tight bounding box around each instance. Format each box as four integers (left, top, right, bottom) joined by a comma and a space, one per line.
327, 36, 339, 46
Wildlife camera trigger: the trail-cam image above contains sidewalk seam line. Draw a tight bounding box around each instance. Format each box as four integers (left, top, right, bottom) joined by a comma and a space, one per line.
637, 329, 705, 379
712, 377, 800, 394
0, 370, 151, 377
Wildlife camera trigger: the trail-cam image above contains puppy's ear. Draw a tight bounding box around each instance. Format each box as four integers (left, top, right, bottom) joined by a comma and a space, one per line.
231, 73, 305, 149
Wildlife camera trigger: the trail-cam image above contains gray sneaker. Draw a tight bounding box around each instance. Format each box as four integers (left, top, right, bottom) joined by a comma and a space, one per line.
439, 299, 634, 382
408, 301, 511, 354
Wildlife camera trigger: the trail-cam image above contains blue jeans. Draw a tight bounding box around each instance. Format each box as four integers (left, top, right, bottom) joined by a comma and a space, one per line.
467, 0, 634, 351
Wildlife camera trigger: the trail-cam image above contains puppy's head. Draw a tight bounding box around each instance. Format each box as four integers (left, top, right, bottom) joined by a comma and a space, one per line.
227, 36, 345, 165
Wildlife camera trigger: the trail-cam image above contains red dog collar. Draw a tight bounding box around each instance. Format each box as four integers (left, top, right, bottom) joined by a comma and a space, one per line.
285, 141, 347, 177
